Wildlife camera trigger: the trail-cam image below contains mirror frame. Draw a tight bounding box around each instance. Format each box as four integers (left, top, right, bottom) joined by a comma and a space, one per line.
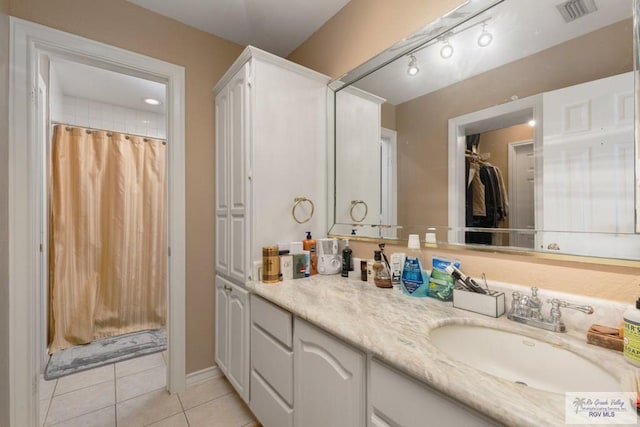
328, 0, 640, 267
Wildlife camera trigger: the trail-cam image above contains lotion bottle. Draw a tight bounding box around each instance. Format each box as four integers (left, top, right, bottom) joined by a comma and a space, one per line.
401, 234, 429, 297
303, 231, 317, 275
623, 298, 640, 366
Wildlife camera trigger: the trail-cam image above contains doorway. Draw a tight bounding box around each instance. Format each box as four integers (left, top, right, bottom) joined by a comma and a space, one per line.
42, 56, 169, 376
447, 94, 543, 247
10, 17, 186, 426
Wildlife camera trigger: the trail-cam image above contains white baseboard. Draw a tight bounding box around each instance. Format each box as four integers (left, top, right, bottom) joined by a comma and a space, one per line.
186, 365, 222, 386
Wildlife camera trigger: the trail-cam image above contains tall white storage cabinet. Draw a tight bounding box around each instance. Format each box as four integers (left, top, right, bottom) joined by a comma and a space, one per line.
214, 46, 329, 403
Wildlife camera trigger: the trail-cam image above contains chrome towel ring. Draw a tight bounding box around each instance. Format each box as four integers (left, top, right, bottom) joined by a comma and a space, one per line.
292, 197, 315, 224
350, 200, 368, 223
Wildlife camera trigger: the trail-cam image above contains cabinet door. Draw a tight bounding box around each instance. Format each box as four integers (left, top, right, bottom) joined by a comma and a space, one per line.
214, 276, 229, 374
226, 281, 250, 402
228, 65, 250, 283
215, 88, 230, 276
294, 318, 365, 427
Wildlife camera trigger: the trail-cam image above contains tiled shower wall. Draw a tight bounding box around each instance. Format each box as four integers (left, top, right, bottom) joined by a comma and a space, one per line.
57, 95, 166, 139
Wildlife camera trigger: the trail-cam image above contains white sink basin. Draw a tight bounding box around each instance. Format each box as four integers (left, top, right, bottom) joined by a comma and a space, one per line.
430, 324, 621, 393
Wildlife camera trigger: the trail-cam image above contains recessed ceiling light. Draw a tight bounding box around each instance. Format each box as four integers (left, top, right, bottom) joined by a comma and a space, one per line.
144, 98, 161, 106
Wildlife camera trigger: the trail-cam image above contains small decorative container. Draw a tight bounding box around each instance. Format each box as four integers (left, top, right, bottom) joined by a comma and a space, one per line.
453, 289, 505, 318
262, 246, 280, 283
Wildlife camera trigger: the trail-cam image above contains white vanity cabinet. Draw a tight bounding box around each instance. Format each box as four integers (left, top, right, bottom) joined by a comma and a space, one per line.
214, 45, 330, 283
214, 46, 329, 403
214, 276, 250, 401
294, 318, 366, 427
368, 359, 498, 427
250, 295, 294, 427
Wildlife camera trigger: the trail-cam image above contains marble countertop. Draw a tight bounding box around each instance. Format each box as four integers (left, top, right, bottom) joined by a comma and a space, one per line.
247, 275, 639, 426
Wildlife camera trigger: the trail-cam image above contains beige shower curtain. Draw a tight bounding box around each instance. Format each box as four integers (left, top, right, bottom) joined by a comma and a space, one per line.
49, 124, 167, 353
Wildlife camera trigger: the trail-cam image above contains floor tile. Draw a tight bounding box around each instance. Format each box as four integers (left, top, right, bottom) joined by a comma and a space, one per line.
178, 375, 233, 410
40, 397, 51, 426
116, 389, 183, 427
55, 365, 114, 395
146, 412, 189, 427
116, 364, 166, 402
46, 405, 115, 427
115, 352, 165, 378
185, 393, 254, 427
46, 380, 115, 425
40, 377, 57, 401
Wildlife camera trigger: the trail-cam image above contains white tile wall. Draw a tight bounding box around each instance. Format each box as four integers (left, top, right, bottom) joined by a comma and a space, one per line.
60, 96, 166, 139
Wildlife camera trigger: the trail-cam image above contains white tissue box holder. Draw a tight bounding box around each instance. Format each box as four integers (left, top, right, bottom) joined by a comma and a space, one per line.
453, 289, 505, 318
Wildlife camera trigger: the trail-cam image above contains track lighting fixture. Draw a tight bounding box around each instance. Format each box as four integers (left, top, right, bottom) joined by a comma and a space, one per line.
407, 55, 420, 76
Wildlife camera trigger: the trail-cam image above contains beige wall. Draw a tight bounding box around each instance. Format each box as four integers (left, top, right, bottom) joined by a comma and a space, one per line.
396, 19, 632, 228
292, 2, 640, 304
381, 103, 397, 130
0, 0, 9, 423
9, 0, 244, 374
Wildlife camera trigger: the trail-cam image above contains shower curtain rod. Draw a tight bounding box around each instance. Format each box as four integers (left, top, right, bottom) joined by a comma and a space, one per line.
51, 121, 166, 143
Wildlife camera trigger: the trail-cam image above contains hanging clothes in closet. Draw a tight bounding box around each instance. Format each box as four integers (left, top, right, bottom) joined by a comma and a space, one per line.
465, 151, 509, 245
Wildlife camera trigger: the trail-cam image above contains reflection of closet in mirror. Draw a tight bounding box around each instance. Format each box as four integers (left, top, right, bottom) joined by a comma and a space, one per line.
465, 123, 534, 249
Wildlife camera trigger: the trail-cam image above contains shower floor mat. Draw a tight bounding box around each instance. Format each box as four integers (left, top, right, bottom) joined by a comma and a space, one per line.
44, 328, 166, 380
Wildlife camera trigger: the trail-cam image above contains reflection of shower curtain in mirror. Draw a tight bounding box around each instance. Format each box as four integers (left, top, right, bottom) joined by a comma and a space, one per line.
48, 124, 167, 353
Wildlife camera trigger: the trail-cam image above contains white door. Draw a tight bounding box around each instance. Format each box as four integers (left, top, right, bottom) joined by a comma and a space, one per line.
214, 276, 229, 374
380, 128, 398, 239
508, 141, 534, 249
542, 72, 637, 258
226, 281, 249, 402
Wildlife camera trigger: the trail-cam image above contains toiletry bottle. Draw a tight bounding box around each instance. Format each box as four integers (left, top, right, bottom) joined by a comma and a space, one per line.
623, 298, 640, 366
390, 252, 406, 292
360, 260, 368, 281
303, 231, 317, 275
401, 234, 429, 297
372, 250, 392, 288
341, 239, 353, 278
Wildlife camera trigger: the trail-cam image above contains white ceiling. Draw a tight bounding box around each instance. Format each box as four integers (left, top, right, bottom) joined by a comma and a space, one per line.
126, 0, 351, 57
354, 0, 633, 105
50, 58, 166, 113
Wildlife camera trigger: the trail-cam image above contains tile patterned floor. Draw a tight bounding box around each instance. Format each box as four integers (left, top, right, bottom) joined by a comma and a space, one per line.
40, 352, 260, 427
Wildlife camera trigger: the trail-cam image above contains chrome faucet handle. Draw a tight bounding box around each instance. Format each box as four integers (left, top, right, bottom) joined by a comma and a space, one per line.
547, 298, 594, 315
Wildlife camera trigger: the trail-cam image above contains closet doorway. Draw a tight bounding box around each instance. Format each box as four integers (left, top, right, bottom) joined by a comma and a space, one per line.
10, 18, 186, 426
447, 94, 543, 248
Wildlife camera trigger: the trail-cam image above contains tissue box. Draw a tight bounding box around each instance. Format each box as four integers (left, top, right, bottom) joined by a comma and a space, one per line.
453, 289, 505, 318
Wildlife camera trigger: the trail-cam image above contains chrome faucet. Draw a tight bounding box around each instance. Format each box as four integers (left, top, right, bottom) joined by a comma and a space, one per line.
507, 287, 594, 332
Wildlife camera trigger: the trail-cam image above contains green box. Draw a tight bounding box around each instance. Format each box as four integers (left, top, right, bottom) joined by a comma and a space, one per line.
292, 254, 306, 279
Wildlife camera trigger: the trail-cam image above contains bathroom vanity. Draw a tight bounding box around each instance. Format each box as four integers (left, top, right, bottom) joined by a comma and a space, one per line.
245, 276, 638, 427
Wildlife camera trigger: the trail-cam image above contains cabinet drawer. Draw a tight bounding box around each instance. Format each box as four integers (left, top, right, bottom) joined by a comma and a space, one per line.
251, 324, 293, 405
370, 360, 497, 427
251, 294, 292, 348
250, 370, 293, 427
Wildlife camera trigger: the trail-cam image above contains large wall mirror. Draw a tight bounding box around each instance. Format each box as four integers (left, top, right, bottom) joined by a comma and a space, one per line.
329, 0, 640, 260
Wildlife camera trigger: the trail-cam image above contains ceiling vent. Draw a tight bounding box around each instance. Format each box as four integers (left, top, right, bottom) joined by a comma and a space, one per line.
556, 0, 598, 23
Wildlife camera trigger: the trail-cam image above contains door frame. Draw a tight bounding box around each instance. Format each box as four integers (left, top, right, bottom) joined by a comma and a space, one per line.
447, 94, 543, 245
10, 18, 186, 427
380, 127, 397, 238
507, 139, 535, 248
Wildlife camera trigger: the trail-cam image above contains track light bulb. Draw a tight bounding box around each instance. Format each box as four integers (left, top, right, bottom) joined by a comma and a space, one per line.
440, 42, 454, 59
477, 23, 493, 47
407, 55, 420, 76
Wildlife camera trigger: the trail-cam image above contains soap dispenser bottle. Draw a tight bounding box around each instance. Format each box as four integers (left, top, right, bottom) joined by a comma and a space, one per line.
401, 234, 429, 297
303, 231, 317, 276
341, 239, 353, 278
